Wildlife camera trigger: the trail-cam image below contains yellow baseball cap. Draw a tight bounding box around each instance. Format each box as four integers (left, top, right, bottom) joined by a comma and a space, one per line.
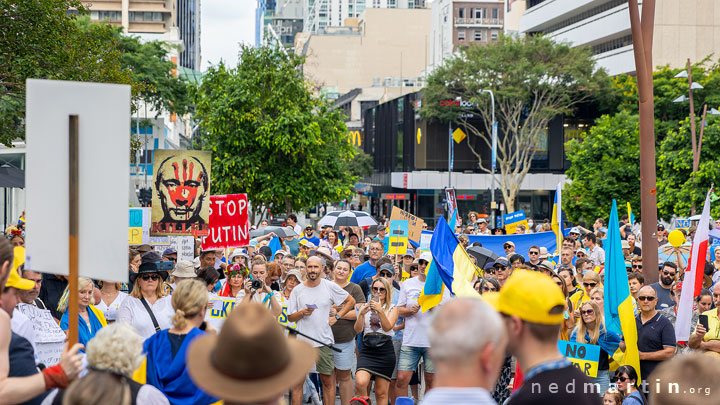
7, 247, 34, 290
491, 270, 566, 325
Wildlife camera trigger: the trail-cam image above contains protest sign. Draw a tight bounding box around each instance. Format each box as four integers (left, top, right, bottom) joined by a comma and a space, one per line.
151, 150, 211, 237
205, 296, 238, 331
445, 188, 460, 224
202, 194, 250, 250
128, 207, 152, 245
153, 236, 195, 262
25, 79, 129, 283
674, 217, 690, 229
388, 220, 409, 255
503, 211, 528, 234
558, 340, 601, 377
390, 206, 425, 244
419, 232, 432, 252
17, 304, 66, 366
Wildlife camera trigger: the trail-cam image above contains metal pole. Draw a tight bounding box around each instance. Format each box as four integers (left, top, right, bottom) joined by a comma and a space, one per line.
144, 101, 148, 188
448, 120, 452, 189
480, 90, 497, 227
68, 115, 79, 347
686, 59, 698, 215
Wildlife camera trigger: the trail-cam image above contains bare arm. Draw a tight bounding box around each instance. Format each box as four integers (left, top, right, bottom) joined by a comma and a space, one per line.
379, 307, 399, 332
688, 323, 706, 349
354, 304, 369, 333
267, 293, 282, 317
0, 312, 48, 403
336, 295, 356, 319
639, 346, 675, 361
397, 304, 419, 318
699, 340, 720, 352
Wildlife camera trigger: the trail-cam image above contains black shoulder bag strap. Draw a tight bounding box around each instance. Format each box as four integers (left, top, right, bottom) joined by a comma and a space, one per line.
140, 297, 161, 332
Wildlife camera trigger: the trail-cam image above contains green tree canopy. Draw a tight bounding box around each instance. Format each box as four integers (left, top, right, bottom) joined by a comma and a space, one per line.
420, 34, 612, 212
194, 45, 357, 216
564, 111, 640, 223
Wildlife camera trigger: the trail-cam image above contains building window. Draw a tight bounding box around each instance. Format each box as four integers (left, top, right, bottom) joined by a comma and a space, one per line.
491, 31, 498, 41
458, 8, 465, 18
491, 8, 498, 19
458, 30, 465, 41
474, 8, 485, 19
474, 30, 483, 41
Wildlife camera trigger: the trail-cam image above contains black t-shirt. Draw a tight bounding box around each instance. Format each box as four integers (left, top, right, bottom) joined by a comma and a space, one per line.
507, 365, 602, 405
636, 312, 675, 380
9, 332, 47, 405
168, 332, 188, 359
39, 274, 68, 320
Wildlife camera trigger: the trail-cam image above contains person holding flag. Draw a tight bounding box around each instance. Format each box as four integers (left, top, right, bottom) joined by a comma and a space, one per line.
551, 182, 564, 256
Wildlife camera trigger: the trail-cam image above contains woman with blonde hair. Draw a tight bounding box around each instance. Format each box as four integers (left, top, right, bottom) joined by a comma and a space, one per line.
353, 277, 399, 405
59, 277, 107, 348
117, 261, 174, 339
141, 279, 217, 404
570, 300, 623, 395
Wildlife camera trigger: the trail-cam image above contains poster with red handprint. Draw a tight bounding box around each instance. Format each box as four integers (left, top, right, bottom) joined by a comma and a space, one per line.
150, 150, 211, 237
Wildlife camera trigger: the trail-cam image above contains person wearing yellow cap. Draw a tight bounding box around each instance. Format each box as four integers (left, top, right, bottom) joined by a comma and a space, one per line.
485, 270, 602, 404
0, 239, 84, 403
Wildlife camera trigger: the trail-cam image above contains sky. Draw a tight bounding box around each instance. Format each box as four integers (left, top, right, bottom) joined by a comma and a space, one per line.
200, 0, 256, 71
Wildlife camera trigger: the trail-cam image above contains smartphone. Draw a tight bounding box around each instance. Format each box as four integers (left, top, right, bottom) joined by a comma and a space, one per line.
157, 261, 174, 271
699, 314, 709, 331
306, 304, 318, 309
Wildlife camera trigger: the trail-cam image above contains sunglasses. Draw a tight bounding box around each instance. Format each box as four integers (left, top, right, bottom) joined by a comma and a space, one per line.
584, 282, 597, 288
612, 376, 629, 383
632, 264, 643, 269
484, 269, 497, 275
638, 296, 656, 301
503, 245, 512, 249
372, 287, 386, 292
581, 309, 594, 315
379, 271, 393, 278
529, 251, 539, 255
662, 270, 677, 277
140, 274, 160, 281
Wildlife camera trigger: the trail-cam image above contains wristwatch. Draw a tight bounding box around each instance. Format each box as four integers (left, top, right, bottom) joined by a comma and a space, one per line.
335, 314, 341, 320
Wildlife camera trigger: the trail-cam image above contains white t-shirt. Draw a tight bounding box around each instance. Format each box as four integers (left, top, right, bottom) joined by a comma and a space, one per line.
11, 310, 36, 352
94, 291, 129, 322
362, 305, 395, 337
288, 279, 349, 347
117, 295, 174, 340
397, 276, 449, 347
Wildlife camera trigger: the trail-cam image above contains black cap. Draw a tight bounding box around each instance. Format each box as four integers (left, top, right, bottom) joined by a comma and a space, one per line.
259, 245, 273, 261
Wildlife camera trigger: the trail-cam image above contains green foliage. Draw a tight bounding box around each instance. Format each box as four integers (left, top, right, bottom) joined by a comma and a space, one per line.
564, 112, 640, 223
420, 34, 612, 212
348, 147, 374, 177
657, 118, 720, 220
195, 45, 357, 215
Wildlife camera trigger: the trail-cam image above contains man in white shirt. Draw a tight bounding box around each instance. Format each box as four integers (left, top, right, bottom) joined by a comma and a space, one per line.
287, 213, 303, 236
288, 256, 355, 405
583, 232, 605, 268
395, 252, 450, 398
421, 298, 507, 405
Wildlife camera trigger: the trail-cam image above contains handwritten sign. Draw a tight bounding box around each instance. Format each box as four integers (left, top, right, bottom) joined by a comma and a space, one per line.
16, 303, 66, 366
503, 211, 528, 235
558, 340, 601, 377
153, 236, 195, 262
419, 232, 432, 252
202, 194, 250, 250
205, 296, 238, 331
390, 206, 425, 244
445, 188, 460, 225
674, 218, 690, 229
128, 208, 146, 244
388, 220, 409, 255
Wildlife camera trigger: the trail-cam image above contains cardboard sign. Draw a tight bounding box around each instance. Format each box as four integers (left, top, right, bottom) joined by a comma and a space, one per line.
503, 211, 528, 234
153, 236, 195, 262
390, 206, 425, 243
205, 296, 238, 331
25, 80, 130, 282
202, 194, 250, 250
151, 150, 211, 237
388, 220, 409, 255
445, 188, 460, 224
674, 218, 690, 229
128, 207, 151, 245
558, 340, 601, 377
419, 232, 432, 252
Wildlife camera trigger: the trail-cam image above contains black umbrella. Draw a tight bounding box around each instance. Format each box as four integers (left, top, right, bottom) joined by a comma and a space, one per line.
317, 210, 378, 228
249, 226, 298, 239
467, 246, 499, 270
0, 165, 24, 188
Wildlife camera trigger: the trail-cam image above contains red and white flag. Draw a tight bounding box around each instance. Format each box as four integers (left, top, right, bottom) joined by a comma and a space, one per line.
675, 190, 711, 342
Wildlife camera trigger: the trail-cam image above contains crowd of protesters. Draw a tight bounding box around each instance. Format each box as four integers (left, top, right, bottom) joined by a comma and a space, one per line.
1, 211, 720, 405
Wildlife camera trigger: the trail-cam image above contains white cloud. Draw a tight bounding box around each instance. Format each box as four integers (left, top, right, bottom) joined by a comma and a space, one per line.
201, 0, 256, 71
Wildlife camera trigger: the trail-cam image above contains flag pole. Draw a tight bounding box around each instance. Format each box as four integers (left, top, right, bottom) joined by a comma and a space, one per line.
68, 115, 79, 347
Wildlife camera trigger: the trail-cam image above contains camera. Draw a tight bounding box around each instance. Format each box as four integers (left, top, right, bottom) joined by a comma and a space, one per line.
251, 279, 263, 290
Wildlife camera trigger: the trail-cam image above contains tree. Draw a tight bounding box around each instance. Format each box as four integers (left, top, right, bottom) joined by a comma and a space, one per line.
421, 35, 611, 212
194, 45, 357, 216
564, 112, 640, 223
657, 118, 720, 221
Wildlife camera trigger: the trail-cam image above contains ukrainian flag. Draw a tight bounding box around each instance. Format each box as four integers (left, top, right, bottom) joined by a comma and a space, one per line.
418, 211, 458, 312
604, 200, 641, 380
627, 202, 635, 227
429, 216, 480, 298
551, 182, 563, 255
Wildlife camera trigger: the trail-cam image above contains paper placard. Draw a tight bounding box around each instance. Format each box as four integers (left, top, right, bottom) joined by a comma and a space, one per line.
390, 206, 425, 243
558, 340, 601, 377
202, 194, 250, 250
503, 211, 528, 235
388, 220, 409, 255
17, 304, 66, 366
205, 296, 238, 331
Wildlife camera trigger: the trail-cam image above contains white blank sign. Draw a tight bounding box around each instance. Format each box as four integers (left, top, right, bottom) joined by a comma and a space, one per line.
25, 79, 131, 283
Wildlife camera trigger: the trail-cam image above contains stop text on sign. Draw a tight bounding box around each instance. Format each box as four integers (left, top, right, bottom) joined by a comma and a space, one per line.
202, 194, 249, 249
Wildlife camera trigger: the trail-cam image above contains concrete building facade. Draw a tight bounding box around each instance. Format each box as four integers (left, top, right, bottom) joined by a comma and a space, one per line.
82, 0, 176, 34
303, 0, 426, 34
519, 0, 720, 76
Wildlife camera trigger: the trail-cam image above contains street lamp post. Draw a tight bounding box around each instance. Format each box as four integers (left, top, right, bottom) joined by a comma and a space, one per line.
479, 89, 496, 227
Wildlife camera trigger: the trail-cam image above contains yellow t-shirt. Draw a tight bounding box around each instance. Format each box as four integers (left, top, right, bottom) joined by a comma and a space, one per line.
702, 308, 720, 342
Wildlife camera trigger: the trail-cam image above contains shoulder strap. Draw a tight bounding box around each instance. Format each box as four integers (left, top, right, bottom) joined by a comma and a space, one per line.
140, 297, 161, 332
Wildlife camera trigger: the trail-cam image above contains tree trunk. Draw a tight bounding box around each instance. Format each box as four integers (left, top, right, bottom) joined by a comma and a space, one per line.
285, 197, 292, 216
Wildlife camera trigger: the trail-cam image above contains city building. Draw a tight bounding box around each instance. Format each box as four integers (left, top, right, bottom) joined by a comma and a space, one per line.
360, 91, 570, 225
297, 7, 431, 98
82, 0, 176, 34
504, 0, 526, 34
428, 0, 505, 72
303, 0, 426, 34
176, 0, 201, 70
519, 0, 720, 76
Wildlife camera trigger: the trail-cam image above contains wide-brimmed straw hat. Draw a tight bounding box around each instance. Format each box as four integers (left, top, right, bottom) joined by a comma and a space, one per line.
187, 303, 315, 403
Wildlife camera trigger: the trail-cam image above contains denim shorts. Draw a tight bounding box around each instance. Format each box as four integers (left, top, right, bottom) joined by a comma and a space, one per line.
397, 345, 434, 373
332, 340, 356, 371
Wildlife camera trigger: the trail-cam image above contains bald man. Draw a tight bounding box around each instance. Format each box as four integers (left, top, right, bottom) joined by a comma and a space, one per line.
635, 285, 675, 383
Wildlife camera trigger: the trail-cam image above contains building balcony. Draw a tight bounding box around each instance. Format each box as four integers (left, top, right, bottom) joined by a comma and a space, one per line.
454, 17, 503, 27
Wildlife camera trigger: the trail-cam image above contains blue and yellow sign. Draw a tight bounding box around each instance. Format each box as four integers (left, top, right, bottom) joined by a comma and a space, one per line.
129, 208, 144, 244
503, 211, 528, 235
388, 220, 409, 256
558, 340, 601, 377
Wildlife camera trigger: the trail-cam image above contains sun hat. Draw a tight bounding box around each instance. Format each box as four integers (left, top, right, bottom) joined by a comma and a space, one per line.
129, 261, 169, 285
173, 260, 197, 279
228, 248, 249, 263
486, 270, 565, 325
186, 303, 315, 403
285, 269, 303, 283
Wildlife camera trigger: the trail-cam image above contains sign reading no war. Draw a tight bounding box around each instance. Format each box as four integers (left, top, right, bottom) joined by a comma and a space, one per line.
558, 340, 601, 377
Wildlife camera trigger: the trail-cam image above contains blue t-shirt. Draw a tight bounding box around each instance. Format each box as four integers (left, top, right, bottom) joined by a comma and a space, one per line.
300, 235, 320, 246
374, 236, 389, 254
350, 261, 376, 284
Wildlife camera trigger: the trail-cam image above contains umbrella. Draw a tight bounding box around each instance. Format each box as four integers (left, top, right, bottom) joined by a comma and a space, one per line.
249, 226, 298, 239
0, 165, 24, 188
467, 246, 499, 270
658, 242, 691, 268
317, 210, 378, 228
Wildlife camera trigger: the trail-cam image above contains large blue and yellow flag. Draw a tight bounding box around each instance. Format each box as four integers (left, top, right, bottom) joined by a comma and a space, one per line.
604, 200, 641, 379
429, 216, 480, 299
418, 210, 458, 312
551, 182, 563, 255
